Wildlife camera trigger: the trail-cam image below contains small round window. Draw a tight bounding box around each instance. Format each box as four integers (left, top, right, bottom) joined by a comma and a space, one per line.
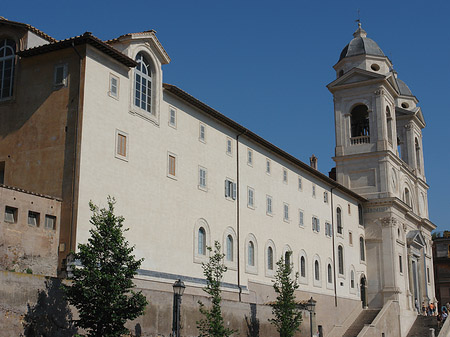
371, 64, 380, 71
401, 102, 409, 109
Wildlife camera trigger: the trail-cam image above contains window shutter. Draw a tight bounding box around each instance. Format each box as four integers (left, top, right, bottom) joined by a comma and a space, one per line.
225, 180, 229, 197
232, 182, 237, 200
317, 219, 320, 232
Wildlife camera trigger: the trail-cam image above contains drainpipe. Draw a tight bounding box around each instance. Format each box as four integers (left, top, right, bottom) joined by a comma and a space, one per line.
69, 41, 83, 254
330, 186, 338, 307
236, 130, 247, 302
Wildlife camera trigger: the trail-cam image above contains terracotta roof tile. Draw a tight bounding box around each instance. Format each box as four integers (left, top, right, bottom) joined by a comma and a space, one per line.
0, 17, 56, 43
19, 32, 137, 67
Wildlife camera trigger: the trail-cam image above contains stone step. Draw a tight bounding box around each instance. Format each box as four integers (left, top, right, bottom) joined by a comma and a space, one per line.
342, 309, 381, 337
406, 315, 439, 337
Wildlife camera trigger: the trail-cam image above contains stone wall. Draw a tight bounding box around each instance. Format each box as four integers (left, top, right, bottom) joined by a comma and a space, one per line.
0, 185, 61, 276
0, 271, 364, 336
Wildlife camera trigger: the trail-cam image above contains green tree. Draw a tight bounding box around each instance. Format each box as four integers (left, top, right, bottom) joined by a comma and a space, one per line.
63, 197, 148, 337
269, 251, 302, 337
197, 241, 236, 337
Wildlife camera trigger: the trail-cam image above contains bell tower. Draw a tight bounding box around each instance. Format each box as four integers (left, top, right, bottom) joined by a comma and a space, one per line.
327, 24, 435, 320
327, 23, 427, 205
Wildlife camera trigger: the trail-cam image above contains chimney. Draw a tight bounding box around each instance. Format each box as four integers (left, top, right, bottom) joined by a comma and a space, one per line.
310, 154, 318, 170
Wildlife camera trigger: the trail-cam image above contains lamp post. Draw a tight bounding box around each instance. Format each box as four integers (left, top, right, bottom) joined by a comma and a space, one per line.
172, 279, 185, 337
306, 297, 316, 337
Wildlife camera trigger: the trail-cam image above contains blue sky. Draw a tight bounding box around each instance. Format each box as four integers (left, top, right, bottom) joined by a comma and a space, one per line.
3, 0, 449, 230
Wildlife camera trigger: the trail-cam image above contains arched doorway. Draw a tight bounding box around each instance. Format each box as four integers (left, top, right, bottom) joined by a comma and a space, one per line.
360, 275, 368, 308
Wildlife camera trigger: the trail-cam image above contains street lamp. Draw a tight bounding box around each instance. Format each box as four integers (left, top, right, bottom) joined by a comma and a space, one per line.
306, 297, 316, 337
172, 279, 185, 337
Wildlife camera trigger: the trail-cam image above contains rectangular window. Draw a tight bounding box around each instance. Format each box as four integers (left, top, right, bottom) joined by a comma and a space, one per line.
266, 159, 271, 174
283, 169, 288, 183
312, 184, 316, 197
399, 255, 403, 274
248, 187, 255, 208
427, 267, 430, 283
199, 167, 207, 189
45, 215, 56, 230
225, 179, 236, 200
199, 123, 206, 142
266, 195, 272, 215
283, 203, 289, 221
299, 210, 304, 227
349, 231, 353, 245
324, 191, 328, 203
226, 138, 232, 155
169, 107, 177, 127
109, 74, 119, 98
4, 206, 17, 223
117, 134, 127, 157
168, 154, 176, 177
325, 222, 332, 237
298, 176, 302, 191
247, 149, 253, 166
115, 130, 128, 160
54, 64, 68, 87
28, 211, 40, 227
348, 203, 351, 214
312, 216, 320, 232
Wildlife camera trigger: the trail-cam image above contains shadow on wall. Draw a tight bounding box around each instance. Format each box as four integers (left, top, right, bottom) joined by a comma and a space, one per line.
21, 278, 77, 337
245, 303, 260, 337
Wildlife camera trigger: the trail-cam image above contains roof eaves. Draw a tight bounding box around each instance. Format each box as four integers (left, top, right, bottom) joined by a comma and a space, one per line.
0, 17, 57, 43
18, 32, 137, 67
0, 184, 62, 201
163, 83, 366, 202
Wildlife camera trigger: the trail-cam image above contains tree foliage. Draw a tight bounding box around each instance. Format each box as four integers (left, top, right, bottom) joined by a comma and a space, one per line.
63, 197, 148, 337
197, 241, 236, 337
269, 251, 302, 337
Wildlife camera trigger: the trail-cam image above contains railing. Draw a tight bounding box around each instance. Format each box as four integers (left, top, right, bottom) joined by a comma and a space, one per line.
351, 136, 370, 145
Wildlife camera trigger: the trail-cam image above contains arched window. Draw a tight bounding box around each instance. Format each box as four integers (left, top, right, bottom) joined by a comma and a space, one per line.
338, 246, 344, 275
300, 256, 306, 278
337, 207, 343, 234
134, 53, 152, 113
350, 105, 370, 140
314, 260, 320, 281
248, 241, 255, 266
327, 264, 333, 284
415, 138, 421, 173
226, 235, 233, 261
267, 247, 274, 270
358, 204, 363, 226
198, 227, 206, 255
285, 251, 291, 266
386, 107, 393, 144
0, 39, 16, 100
404, 188, 411, 207
351, 270, 355, 288
360, 237, 365, 261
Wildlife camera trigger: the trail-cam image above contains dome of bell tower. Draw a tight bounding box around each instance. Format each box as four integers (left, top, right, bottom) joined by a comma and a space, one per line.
338, 23, 385, 62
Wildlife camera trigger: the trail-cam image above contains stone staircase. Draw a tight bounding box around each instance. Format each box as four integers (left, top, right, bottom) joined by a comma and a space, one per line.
342, 309, 380, 337
406, 315, 440, 337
